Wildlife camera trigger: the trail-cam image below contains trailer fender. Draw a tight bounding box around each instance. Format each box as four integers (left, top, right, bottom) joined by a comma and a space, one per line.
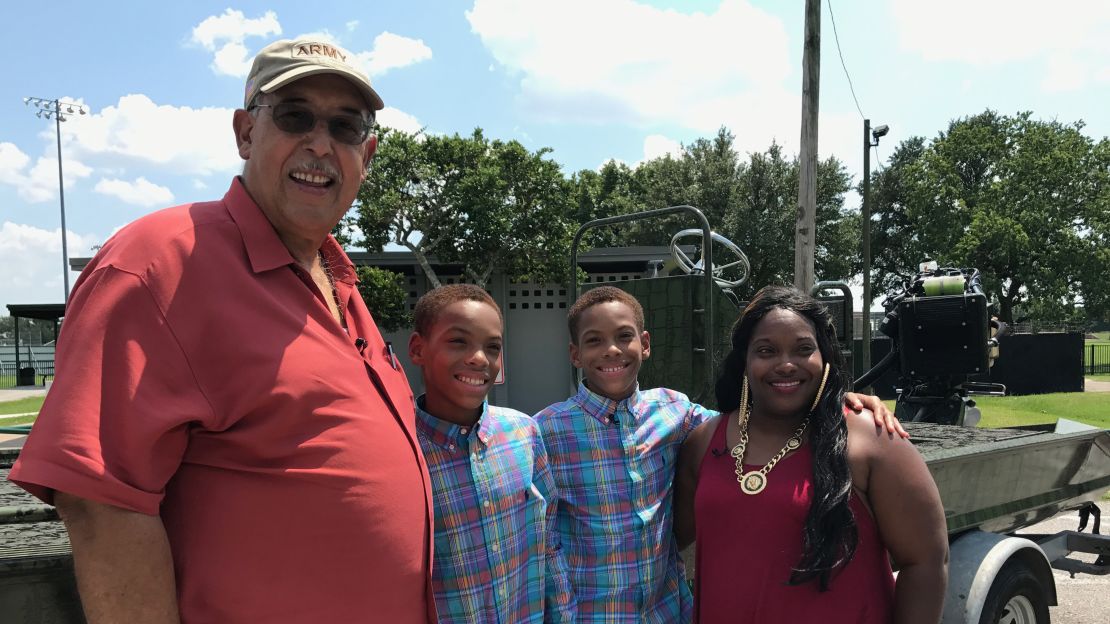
942, 530, 1057, 624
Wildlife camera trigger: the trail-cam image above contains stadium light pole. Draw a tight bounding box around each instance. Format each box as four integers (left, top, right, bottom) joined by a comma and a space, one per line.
23, 97, 88, 304
860, 119, 889, 382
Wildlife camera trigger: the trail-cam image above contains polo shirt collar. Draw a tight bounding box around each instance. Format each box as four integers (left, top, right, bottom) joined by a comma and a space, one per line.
574, 381, 644, 425
414, 394, 494, 449
223, 177, 357, 285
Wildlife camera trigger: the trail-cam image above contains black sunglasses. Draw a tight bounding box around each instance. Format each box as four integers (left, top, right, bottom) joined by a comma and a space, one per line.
249, 101, 374, 146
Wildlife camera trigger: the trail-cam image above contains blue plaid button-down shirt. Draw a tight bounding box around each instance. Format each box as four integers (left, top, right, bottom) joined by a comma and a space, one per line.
415, 396, 575, 624
534, 383, 717, 623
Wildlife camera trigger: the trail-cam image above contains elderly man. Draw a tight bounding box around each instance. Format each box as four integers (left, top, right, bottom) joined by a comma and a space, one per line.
10, 40, 434, 623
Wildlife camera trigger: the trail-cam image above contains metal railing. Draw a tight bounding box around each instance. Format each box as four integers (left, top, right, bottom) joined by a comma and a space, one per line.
1087, 344, 1110, 375
0, 359, 55, 388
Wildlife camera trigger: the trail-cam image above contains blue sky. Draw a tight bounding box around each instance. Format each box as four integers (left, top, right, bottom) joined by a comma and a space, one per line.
3, 0, 1109, 311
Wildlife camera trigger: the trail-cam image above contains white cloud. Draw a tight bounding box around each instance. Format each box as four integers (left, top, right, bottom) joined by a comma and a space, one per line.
0, 143, 31, 187
211, 41, 253, 78
467, 0, 791, 128
193, 179, 208, 190
892, 0, 1110, 90
0, 222, 99, 307
94, 177, 175, 207
378, 107, 424, 134
191, 9, 282, 77
346, 20, 360, 32
642, 134, 684, 161
0, 142, 93, 203
350, 32, 433, 78
62, 94, 240, 176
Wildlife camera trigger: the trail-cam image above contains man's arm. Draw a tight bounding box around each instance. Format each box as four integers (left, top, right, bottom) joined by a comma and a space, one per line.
55, 492, 181, 624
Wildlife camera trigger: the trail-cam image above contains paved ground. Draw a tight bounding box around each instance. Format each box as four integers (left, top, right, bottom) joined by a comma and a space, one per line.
1086, 377, 1110, 392
0, 386, 49, 402
1014, 500, 1110, 624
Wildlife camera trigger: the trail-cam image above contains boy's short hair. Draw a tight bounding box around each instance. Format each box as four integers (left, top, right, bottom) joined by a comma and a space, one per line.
567, 286, 645, 343
413, 284, 502, 335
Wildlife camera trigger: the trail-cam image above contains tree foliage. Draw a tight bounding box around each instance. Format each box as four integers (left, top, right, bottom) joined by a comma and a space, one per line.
354, 266, 411, 332
870, 111, 1110, 323
354, 128, 575, 289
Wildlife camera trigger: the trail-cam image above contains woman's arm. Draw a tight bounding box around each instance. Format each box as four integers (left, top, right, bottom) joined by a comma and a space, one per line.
848, 412, 948, 624
674, 415, 720, 550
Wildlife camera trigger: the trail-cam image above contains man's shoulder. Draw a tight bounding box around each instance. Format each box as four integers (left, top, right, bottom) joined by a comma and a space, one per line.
92, 198, 232, 272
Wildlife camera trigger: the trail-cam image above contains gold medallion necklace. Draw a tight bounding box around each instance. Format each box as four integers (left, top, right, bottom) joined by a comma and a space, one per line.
730, 377, 809, 495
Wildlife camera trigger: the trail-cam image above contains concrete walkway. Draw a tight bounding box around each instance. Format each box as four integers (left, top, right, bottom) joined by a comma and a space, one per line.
1085, 378, 1110, 392
0, 386, 49, 402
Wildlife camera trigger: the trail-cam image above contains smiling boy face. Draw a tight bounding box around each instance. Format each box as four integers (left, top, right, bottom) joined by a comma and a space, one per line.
409, 299, 503, 425
570, 300, 651, 401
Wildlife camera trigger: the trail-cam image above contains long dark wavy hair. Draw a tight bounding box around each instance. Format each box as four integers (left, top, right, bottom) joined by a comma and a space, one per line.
714, 285, 857, 590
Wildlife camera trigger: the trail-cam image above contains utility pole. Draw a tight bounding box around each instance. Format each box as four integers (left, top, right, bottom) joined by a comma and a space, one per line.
860, 120, 888, 384
861, 119, 873, 376
794, 0, 820, 290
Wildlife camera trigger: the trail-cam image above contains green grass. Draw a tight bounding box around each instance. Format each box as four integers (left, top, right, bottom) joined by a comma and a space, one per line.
0, 414, 36, 426
1089, 374, 1110, 383
883, 392, 1110, 429
0, 396, 44, 416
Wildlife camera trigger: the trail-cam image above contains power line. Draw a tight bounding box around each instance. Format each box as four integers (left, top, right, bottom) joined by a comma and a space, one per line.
827, 0, 865, 120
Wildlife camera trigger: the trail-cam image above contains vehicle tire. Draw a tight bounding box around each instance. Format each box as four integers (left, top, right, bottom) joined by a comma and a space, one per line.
979, 559, 1051, 624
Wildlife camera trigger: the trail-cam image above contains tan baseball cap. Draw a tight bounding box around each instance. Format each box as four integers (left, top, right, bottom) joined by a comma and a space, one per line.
244, 39, 384, 111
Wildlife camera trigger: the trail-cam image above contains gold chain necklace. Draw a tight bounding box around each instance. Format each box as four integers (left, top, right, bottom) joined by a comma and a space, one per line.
319, 251, 345, 327
730, 379, 809, 495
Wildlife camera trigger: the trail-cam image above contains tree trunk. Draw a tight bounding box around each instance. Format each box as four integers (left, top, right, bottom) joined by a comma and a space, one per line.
998, 280, 1022, 325
407, 244, 442, 289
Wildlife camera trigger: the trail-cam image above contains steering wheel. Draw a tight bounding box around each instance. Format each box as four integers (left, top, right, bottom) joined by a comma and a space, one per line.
669, 229, 751, 289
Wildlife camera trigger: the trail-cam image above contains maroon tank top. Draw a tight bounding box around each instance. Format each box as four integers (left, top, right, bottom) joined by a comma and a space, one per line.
693, 417, 895, 623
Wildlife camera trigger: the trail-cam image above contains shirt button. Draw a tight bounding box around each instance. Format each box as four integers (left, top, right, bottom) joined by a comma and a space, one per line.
461, 427, 469, 434
483, 500, 491, 507
448, 444, 456, 451
491, 543, 500, 552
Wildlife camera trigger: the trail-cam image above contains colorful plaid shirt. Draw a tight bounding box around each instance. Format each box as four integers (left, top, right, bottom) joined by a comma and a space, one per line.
534, 383, 717, 623
415, 396, 576, 624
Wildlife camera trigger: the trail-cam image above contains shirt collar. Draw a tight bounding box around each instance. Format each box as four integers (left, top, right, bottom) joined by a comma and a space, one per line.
414, 394, 493, 449
223, 176, 357, 285
573, 381, 644, 425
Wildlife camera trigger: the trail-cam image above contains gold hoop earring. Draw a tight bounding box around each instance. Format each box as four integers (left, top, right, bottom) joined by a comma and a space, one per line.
809, 363, 830, 413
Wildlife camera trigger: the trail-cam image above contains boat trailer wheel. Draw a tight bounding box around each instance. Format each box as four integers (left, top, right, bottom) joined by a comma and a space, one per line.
980, 559, 1050, 624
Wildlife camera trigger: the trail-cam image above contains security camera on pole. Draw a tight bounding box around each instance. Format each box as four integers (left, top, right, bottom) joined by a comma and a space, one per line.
23, 96, 88, 304
860, 119, 889, 382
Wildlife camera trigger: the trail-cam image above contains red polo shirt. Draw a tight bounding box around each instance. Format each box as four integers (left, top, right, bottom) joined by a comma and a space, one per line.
10, 179, 435, 623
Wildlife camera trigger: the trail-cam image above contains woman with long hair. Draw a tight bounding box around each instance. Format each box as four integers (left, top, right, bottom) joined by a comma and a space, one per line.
674, 286, 948, 623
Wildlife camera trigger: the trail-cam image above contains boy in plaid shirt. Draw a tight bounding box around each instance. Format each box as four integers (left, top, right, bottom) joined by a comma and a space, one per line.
408, 285, 575, 623
535, 287, 900, 623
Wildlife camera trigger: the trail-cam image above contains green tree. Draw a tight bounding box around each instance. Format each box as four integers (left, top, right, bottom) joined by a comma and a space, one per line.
355, 267, 411, 332
355, 128, 575, 289
870, 111, 1109, 324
